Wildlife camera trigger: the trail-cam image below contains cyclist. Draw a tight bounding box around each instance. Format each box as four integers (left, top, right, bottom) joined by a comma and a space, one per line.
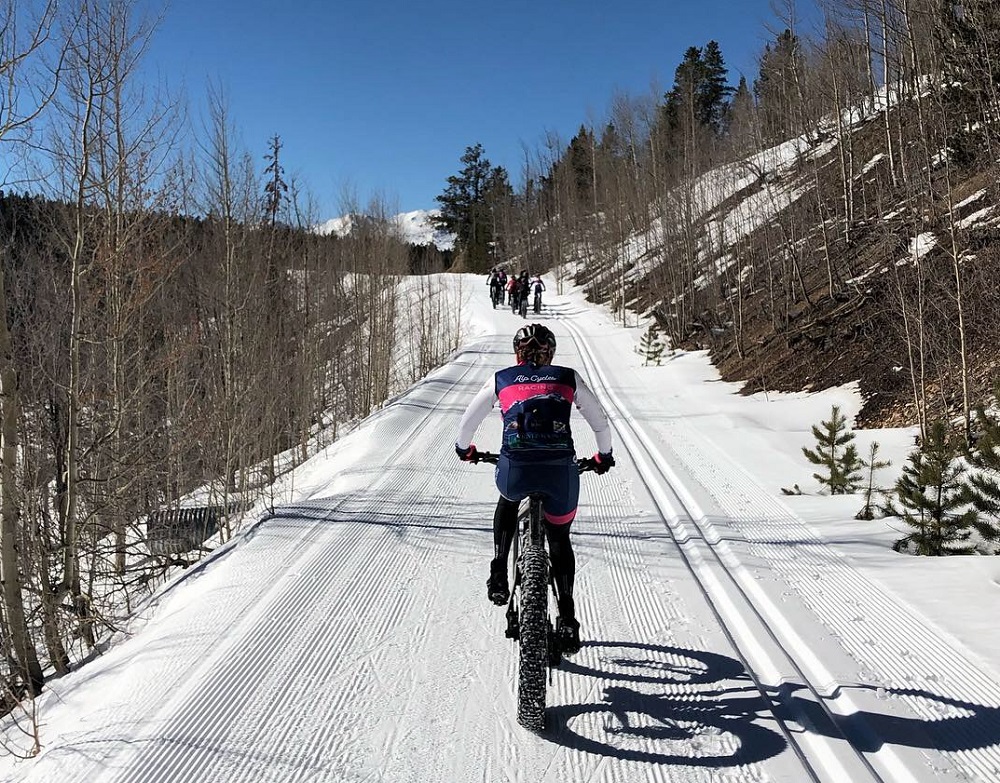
454, 324, 615, 654
506, 274, 520, 309
529, 274, 545, 313
488, 268, 505, 308
517, 270, 530, 311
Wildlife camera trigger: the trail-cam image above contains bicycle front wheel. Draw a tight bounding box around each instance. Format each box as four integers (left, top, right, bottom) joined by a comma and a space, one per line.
516, 539, 549, 732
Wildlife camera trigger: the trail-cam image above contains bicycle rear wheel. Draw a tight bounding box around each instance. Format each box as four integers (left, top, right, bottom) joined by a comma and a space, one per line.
516, 537, 549, 732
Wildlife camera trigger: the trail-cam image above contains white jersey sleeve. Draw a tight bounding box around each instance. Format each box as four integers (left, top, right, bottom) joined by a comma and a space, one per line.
455, 377, 498, 450
573, 372, 613, 453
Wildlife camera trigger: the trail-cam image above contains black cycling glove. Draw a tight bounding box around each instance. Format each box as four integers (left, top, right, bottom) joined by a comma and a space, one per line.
456, 444, 479, 463
592, 451, 615, 474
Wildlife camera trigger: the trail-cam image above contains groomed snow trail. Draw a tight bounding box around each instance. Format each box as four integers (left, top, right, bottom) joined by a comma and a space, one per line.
3, 283, 1000, 782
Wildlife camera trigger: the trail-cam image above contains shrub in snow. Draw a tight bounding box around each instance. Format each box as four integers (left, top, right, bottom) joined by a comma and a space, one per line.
801, 405, 863, 494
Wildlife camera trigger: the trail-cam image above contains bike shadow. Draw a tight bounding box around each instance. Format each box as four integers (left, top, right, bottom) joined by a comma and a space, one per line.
545, 640, 1000, 768
546, 641, 786, 766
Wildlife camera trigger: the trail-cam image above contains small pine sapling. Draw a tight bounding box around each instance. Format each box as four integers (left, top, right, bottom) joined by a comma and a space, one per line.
856, 441, 891, 520
962, 399, 1000, 543
884, 420, 994, 555
802, 405, 863, 494
637, 323, 666, 366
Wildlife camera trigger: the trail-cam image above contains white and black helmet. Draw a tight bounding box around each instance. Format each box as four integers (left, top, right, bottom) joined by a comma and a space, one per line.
513, 324, 556, 364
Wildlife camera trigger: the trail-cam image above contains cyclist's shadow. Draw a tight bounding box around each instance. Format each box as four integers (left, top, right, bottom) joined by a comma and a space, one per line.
545, 640, 1000, 768
546, 641, 786, 766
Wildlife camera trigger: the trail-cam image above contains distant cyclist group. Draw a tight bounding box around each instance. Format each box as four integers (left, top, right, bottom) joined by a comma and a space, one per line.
487, 268, 545, 316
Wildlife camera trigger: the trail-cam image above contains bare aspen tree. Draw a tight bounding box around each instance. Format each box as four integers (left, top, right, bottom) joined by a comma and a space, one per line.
86, 0, 178, 581
877, 0, 900, 185
45, 0, 133, 651
200, 84, 261, 538
0, 0, 59, 696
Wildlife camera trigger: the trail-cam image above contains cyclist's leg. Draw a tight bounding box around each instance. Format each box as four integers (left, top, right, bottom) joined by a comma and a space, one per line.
545, 521, 575, 616
492, 496, 519, 568
538, 460, 582, 651
490, 456, 529, 604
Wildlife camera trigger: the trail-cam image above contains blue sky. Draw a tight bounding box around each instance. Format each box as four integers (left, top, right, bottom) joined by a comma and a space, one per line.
143, 0, 818, 220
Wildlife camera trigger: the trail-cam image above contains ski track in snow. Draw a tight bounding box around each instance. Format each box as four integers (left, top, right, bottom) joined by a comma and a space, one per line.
4, 286, 1000, 782
551, 300, 1000, 783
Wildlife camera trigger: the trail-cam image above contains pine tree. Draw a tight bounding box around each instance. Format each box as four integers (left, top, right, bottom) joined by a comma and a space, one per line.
700, 41, 733, 135
801, 405, 863, 494
855, 442, 891, 520
434, 144, 511, 271
637, 323, 666, 366
727, 75, 756, 151
662, 46, 713, 136
884, 421, 991, 555
754, 29, 803, 143
962, 400, 1000, 543
263, 134, 288, 228
563, 126, 596, 212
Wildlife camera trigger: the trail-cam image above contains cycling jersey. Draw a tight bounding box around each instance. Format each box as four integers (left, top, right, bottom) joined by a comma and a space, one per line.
456, 362, 612, 461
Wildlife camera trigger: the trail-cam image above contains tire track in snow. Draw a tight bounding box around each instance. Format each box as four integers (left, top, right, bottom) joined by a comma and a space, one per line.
525, 323, 775, 782
556, 309, 876, 783
17, 353, 486, 783
554, 302, 1000, 781
112, 526, 405, 781
126, 358, 485, 783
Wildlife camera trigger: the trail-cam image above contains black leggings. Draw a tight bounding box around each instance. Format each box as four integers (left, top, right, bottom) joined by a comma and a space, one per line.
493, 496, 575, 602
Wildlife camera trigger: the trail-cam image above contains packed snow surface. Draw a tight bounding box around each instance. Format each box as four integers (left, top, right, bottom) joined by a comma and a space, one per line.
3, 275, 1000, 783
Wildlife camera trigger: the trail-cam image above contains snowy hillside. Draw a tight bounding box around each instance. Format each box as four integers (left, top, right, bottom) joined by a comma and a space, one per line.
316, 209, 455, 250
3, 276, 1000, 782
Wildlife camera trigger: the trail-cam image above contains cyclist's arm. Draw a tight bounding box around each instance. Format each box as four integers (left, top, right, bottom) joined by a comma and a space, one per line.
573, 372, 612, 453
456, 378, 499, 449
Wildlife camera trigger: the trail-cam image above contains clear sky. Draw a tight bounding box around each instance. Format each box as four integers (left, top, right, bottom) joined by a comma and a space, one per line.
141, 0, 818, 220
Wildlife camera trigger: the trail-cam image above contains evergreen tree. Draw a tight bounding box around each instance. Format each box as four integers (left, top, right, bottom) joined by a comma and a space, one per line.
637, 323, 666, 366
885, 421, 993, 555
802, 405, 863, 494
700, 41, 733, 134
658, 41, 734, 171
598, 122, 624, 161
434, 144, 510, 271
962, 399, 1000, 543
662, 42, 733, 137
855, 442, 891, 520
263, 134, 288, 227
563, 125, 595, 211
754, 29, 803, 143
662, 46, 706, 137
727, 75, 756, 151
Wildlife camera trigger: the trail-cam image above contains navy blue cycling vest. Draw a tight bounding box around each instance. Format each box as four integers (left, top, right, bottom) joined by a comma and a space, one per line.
495, 364, 576, 459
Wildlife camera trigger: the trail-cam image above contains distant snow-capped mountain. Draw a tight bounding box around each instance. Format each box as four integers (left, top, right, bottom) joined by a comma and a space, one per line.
316, 209, 455, 251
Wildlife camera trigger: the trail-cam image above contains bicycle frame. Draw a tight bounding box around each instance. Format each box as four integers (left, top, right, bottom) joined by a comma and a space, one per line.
504, 492, 554, 643
473, 451, 597, 732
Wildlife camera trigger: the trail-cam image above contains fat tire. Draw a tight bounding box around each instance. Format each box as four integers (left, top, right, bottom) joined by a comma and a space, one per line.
517, 540, 549, 732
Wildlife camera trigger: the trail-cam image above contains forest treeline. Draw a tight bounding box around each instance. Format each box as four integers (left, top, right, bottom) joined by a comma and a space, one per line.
0, 1, 460, 712
437, 0, 1000, 437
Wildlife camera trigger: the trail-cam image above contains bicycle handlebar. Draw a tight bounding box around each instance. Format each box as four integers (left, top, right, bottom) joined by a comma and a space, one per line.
470, 451, 599, 474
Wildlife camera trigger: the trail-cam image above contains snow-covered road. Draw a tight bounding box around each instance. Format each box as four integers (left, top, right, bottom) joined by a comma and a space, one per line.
3, 278, 1000, 782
